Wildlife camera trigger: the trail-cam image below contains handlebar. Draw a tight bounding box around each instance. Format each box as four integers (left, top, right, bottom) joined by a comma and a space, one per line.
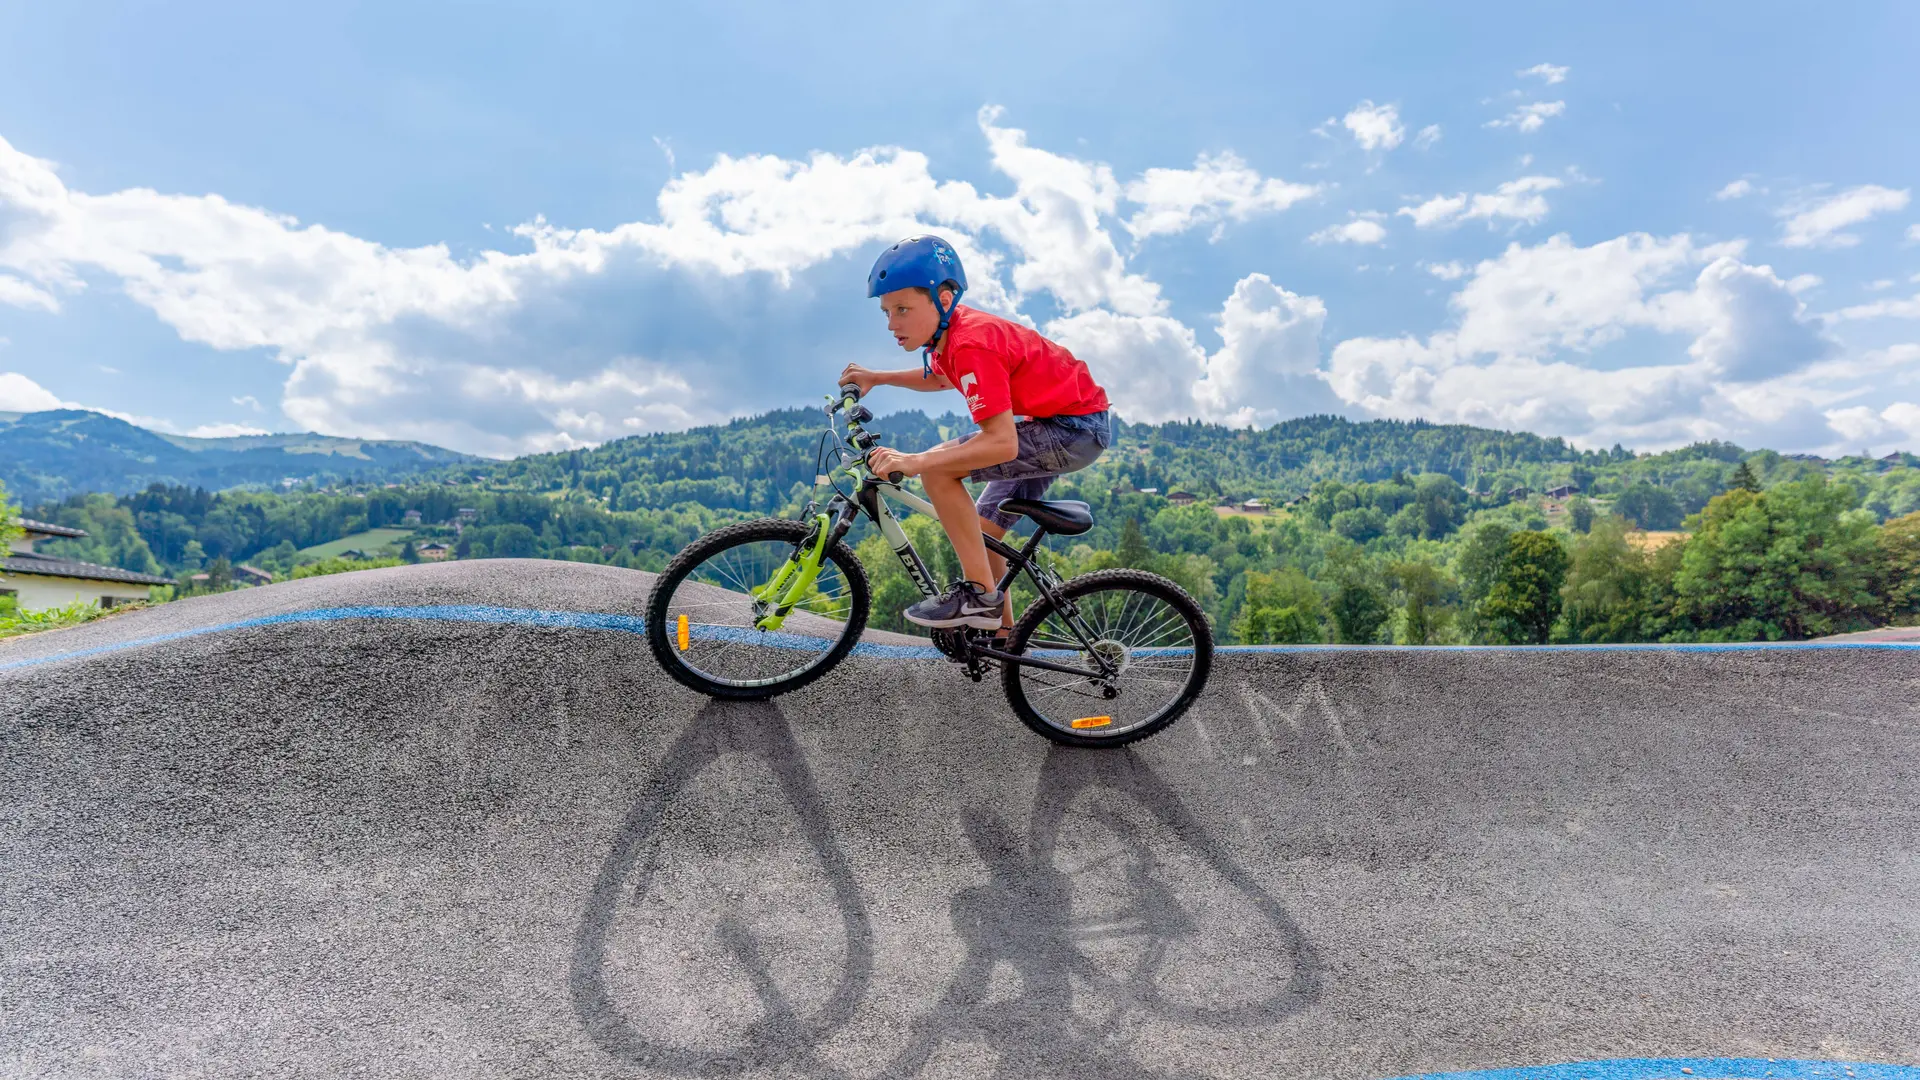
831, 383, 903, 484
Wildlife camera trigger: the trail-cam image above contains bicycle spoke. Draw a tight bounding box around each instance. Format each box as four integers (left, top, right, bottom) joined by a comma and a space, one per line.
1011, 578, 1205, 739
661, 533, 854, 689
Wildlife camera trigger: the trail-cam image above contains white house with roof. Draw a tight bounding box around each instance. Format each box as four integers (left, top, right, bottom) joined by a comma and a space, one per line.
2, 519, 174, 613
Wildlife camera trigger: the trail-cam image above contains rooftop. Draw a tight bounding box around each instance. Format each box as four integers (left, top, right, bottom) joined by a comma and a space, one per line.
18, 518, 87, 539
1, 551, 174, 587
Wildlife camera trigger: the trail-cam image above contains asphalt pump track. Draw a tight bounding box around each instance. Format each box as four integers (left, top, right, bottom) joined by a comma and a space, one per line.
3, 560, 1917, 1080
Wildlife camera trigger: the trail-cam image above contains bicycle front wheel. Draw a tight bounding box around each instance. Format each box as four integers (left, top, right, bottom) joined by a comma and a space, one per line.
1002, 569, 1213, 747
646, 518, 870, 699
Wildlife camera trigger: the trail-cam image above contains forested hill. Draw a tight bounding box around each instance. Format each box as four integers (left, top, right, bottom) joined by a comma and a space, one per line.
0, 409, 477, 505
13, 402, 1916, 524
490, 407, 1727, 515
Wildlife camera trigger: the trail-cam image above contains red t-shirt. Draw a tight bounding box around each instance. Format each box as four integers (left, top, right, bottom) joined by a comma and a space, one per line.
931, 306, 1110, 424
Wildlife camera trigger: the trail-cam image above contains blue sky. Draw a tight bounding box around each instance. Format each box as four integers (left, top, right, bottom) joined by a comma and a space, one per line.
2, 1, 1918, 456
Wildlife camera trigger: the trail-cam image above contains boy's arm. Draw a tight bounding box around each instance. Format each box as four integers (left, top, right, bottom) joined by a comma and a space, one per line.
838, 363, 953, 394
869, 411, 1017, 479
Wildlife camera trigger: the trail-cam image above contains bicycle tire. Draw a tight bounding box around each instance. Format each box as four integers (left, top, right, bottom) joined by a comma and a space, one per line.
646, 518, 871, 700
1001, 568, 1213, 747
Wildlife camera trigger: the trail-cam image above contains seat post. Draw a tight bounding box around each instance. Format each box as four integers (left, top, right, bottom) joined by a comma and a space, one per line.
1014, 527, 1049, 567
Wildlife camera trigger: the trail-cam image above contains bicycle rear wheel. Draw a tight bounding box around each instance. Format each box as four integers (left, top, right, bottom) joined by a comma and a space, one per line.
1001, 569, 1213, 747
646, 518, 870, 699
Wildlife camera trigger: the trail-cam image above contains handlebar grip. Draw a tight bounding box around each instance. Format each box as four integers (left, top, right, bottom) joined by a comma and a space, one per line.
838, 383, 862, 402
887, 472, 905, 485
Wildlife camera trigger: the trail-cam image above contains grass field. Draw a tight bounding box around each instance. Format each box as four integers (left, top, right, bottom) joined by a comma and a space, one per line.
296, 528, 413, 560
1627, 529, 1686, 550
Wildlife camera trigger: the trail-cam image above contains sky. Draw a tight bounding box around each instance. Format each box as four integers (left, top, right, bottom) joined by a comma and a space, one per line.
2, 0, 1918, 458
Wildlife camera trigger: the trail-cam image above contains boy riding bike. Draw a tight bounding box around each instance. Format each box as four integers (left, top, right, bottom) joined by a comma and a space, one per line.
839, 236, 1112, 634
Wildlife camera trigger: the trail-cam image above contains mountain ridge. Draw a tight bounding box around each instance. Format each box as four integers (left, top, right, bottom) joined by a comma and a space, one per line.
0, 409, 479, 505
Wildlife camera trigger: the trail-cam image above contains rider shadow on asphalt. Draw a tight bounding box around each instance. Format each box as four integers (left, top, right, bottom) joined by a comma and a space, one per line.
570, 700, 1320, 1078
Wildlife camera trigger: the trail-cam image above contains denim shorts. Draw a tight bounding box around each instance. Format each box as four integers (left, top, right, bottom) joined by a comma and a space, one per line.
960, 411, 1112, 530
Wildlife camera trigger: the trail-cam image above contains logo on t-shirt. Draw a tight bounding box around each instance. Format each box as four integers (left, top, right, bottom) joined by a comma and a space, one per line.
958, 372, 983, 411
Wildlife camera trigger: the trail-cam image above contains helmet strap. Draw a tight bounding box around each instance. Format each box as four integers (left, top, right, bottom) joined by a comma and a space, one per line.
923, 288, 959, 380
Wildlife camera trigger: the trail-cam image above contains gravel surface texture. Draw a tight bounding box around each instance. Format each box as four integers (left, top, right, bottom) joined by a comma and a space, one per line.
2, 561, 1917, 1079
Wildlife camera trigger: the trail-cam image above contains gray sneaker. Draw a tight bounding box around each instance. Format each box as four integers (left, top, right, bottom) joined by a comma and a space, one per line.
904, 581, 1004, 630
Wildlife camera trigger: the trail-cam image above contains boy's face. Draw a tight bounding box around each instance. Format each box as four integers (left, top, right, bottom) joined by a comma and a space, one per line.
879, 286, 953, 352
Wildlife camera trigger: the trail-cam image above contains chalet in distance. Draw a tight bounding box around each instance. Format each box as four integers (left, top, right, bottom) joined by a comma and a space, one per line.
2, 520, 173, 613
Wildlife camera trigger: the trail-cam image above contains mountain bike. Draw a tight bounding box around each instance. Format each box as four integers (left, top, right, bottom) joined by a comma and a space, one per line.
644, 385, 1214, 747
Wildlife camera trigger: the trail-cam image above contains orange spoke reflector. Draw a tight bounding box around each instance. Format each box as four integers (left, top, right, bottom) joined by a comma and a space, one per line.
677, 614, 690, 651
1071, 716, 1113, 729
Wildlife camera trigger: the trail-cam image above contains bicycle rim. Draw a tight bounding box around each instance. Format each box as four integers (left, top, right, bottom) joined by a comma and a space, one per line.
1012, 580, 1205, 740
661, 536, 859, 691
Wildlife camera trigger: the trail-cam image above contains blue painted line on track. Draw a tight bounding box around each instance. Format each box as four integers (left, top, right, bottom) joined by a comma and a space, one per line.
3, 604, 1917, 673
1381, 1058, 1920, 1080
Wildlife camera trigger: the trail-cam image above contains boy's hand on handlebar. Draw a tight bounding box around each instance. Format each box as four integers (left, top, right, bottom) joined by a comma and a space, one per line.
867, 447, 920, 479
838, 364, 883, 396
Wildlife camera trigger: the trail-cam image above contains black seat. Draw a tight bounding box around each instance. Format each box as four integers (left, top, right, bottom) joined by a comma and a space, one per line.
999, 497, 1093, 536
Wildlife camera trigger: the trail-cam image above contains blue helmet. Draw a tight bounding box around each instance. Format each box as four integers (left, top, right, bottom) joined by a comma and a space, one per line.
869, 236, 967, 369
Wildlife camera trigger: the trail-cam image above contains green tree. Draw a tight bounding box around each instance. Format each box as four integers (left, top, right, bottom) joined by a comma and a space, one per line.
488, 523, 538, 559
1455, 521, 1513, 642
1613, 482, 1684, 530
1231, 569, 1325, 644
1567, 495, 1594, 533
400, 539, 420, 564
206, 555, 234, 592
0, 478, 22, 546
1478, 530, 1569, 644
1878, 511, 1920, 623
1330, 506, 1387, 544
1727, 460, 1763, 493
1674, 478, 1883, 639
1115, 516, 1154, 569
1391, 560, 1455, 645
1560, 515, 1655, 643
1325, 552, 1391, 644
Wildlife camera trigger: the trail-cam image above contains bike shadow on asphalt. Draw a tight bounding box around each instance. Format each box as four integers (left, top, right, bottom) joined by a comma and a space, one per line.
570, 699, 1320, 1079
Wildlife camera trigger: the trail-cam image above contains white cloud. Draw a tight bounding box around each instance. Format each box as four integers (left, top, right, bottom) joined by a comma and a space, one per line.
1323, 231, 1849, 451
1486, 102, 1566, 133
1413, 125, 1442, 150
1908, 223, 1920, 242
2, 117, 1905, 459
1309, 216, 1388, 245
1342, 101, 1404, 152
0, 273, 59, 311
1518, 63, 1569, 85
1828, 291, 1920, 322
1123, 151, 1318, 240
0, 371, 66, 411
232, 394, 262, 411
1778, 184, 1911, 248
1193, 275, 1335, 425
1397, 176, 1563, 229
0, 113, 1341, 453
1714, 179, 1755, 201
1825, 398, 1920, 452
185, 422, 272, 438
1046, 273, 1337, 427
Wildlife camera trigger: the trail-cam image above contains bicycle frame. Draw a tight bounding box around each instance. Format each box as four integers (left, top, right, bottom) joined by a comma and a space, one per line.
798, 391, 1120, 680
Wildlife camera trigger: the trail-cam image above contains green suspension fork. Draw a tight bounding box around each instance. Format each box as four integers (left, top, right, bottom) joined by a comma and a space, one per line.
753, 514, 830, 631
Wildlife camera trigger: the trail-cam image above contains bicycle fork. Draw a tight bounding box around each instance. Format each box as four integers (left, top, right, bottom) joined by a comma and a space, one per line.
750, 513, 832, 632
